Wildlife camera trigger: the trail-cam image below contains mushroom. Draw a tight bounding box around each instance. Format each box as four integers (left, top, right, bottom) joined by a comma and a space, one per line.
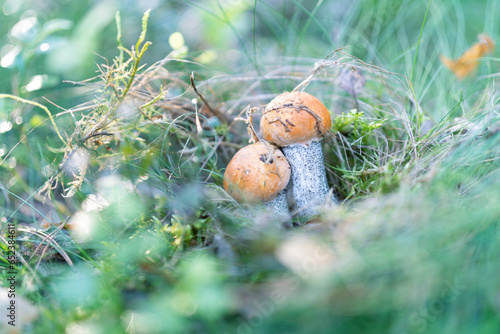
260, 91, 333, 218
223, 142, 291, 220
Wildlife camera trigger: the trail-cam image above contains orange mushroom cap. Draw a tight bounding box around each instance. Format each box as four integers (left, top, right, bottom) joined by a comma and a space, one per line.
223, 142, 291, 203
260, 91, 332, 147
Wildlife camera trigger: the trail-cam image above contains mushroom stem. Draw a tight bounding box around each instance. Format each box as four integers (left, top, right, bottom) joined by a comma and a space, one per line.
282, 141, 329, 218
263, 189, 290, 221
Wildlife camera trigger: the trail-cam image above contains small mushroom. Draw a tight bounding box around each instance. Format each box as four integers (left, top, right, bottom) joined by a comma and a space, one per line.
260, 91, 334, 218
223, 142, 291, 221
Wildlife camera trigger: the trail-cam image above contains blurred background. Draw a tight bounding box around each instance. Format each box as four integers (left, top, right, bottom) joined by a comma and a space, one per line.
1, 0, 497, 101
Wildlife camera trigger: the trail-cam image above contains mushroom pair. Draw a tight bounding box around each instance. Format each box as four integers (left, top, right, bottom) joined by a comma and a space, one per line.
223, 91, 333, 221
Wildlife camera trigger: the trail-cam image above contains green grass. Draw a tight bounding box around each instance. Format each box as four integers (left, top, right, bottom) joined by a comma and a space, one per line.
1, 0, 500, 333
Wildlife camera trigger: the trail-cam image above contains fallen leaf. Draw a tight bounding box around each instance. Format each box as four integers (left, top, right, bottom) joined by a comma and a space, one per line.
440, 34, 495, 80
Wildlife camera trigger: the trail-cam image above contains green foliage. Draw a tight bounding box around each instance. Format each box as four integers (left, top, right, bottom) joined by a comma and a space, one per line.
167, 211, 212, 248
332, 109, 385, 144
336, 159, 401, 200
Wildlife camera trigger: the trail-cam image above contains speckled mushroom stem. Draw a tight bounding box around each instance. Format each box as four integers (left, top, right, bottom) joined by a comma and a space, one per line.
263, 190, 290, 221
282, 141, 329, 218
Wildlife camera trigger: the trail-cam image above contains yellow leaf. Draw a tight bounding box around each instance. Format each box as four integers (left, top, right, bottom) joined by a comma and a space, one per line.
440, 34, 495, 80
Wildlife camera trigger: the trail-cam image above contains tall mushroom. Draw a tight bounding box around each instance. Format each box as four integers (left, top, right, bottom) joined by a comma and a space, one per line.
260, 91, 333, 218
223, 142, 291, 220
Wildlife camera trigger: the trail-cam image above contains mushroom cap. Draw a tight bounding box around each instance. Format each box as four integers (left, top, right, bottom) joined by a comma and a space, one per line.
223, 142, 291, 203
260, 91, 332, 147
